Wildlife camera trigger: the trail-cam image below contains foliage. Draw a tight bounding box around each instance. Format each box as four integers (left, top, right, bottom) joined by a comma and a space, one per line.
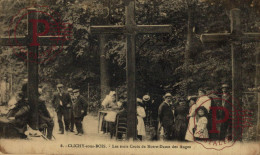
0, 0, 259, 121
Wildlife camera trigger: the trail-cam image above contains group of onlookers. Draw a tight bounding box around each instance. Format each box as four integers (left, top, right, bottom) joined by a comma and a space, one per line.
0, 82, 88, 140
159, 84, 232, 141
1, 80, 232, 142
100, 83, 233, 142
52, 84, 88, 136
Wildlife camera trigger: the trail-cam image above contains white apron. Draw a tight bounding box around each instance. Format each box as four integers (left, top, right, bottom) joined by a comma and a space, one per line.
137, 106, 146, 136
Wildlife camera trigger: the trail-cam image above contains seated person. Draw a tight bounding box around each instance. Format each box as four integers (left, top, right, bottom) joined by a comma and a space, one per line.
101, 91, 122, 137
102, 91, 122, 110
0, 84, 30, 139
38, 98, 54, 140
0, 83, 54, 140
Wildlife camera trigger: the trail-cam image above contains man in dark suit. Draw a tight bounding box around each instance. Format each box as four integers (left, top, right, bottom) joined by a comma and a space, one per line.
158, 93, 175, 140
68, 88, 75, 132
219, 84, 232, 140
52, 84, 71, 134
72, 89, 88, 136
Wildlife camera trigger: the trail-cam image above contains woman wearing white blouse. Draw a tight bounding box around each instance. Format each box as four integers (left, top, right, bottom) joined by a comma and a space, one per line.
185, 88, 211, 141
137, 98, 146, 140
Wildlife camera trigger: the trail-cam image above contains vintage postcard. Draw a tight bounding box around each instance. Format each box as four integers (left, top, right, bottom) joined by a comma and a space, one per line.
0, 0, 259, 154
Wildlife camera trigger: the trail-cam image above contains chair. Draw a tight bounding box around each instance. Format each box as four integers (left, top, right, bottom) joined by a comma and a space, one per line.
115, 114, 127, 140
39, 123, 48, 140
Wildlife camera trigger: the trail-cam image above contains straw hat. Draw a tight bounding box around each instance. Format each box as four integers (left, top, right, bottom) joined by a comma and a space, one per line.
222, 84, 229, 88
142, 95, 150, 101
67, 88, 73, 92
57, 84, 64, 88
164, 93, 173, 98
73, 89, 79, 93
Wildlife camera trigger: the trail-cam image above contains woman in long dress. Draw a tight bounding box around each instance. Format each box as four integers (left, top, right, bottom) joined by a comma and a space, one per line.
185, 89, 211, 141
137, 98, 146, 141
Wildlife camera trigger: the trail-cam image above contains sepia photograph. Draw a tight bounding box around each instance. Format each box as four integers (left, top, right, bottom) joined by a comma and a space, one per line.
0, 0, 259, 154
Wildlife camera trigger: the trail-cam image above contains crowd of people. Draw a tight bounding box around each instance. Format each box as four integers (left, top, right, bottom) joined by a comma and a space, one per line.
52, 84, 88, 136
157, 84, 232, 141
0, 82, 88, 140
100, 84, 233, 141
0, 77, 233, 142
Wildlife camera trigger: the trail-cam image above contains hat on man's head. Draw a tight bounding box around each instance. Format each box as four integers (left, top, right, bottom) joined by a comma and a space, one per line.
73, 89, 79, 93
23, 78, 28, 83
67, 88, 73, 92
57, 84, 64, 88
142, 95, 150, 101
164, 93, 173, 98
222, 84, 229, 88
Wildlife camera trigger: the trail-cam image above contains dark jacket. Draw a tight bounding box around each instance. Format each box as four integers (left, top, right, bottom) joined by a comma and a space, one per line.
158, 102, 174, 127
73, 95, 88, 118
38, 99, 53, 124
7, 100, 30, 134
52, 92, 71, 111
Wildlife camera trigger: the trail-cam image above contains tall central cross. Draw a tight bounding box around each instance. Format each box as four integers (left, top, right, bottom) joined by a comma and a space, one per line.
91, 0, 172, 139
0, 8, 69, 129
201, 8, 260, 140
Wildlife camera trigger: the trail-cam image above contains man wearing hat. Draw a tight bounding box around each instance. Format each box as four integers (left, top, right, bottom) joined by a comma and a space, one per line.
219, 84, 232, 140
142, 94, 151, 125
72, 89, 88, 136
52, 84, 71, 134
158, 93, 175, 140
68, 88, 75, 132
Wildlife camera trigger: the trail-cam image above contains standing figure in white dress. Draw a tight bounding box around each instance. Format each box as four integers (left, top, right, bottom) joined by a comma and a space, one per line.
194, 106, 209, 140
185, 88, 211, 141
137, 98, 146, 140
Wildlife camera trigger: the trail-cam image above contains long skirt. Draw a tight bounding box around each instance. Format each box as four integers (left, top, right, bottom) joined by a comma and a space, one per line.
137, 116, 146, 136
185, 117, 195, 141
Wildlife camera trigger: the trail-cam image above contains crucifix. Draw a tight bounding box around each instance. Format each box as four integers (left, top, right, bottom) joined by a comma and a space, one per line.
201, 8, 260, 141
0, 8, 69, 129
91, 0, 172, 140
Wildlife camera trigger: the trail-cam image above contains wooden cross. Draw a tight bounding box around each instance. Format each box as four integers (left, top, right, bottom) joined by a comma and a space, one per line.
201, 8, 260, 141
0, 8, 69, 129
91, 0, 172, 140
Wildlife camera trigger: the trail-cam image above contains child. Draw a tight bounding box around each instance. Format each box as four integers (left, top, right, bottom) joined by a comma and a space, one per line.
137, 98, 146, 141
194, 106, 209, 140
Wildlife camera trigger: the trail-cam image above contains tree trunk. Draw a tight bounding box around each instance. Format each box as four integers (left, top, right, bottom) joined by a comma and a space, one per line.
100, 35, 110, 101
256, 43, 260, 140
184, 1, 195, 95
